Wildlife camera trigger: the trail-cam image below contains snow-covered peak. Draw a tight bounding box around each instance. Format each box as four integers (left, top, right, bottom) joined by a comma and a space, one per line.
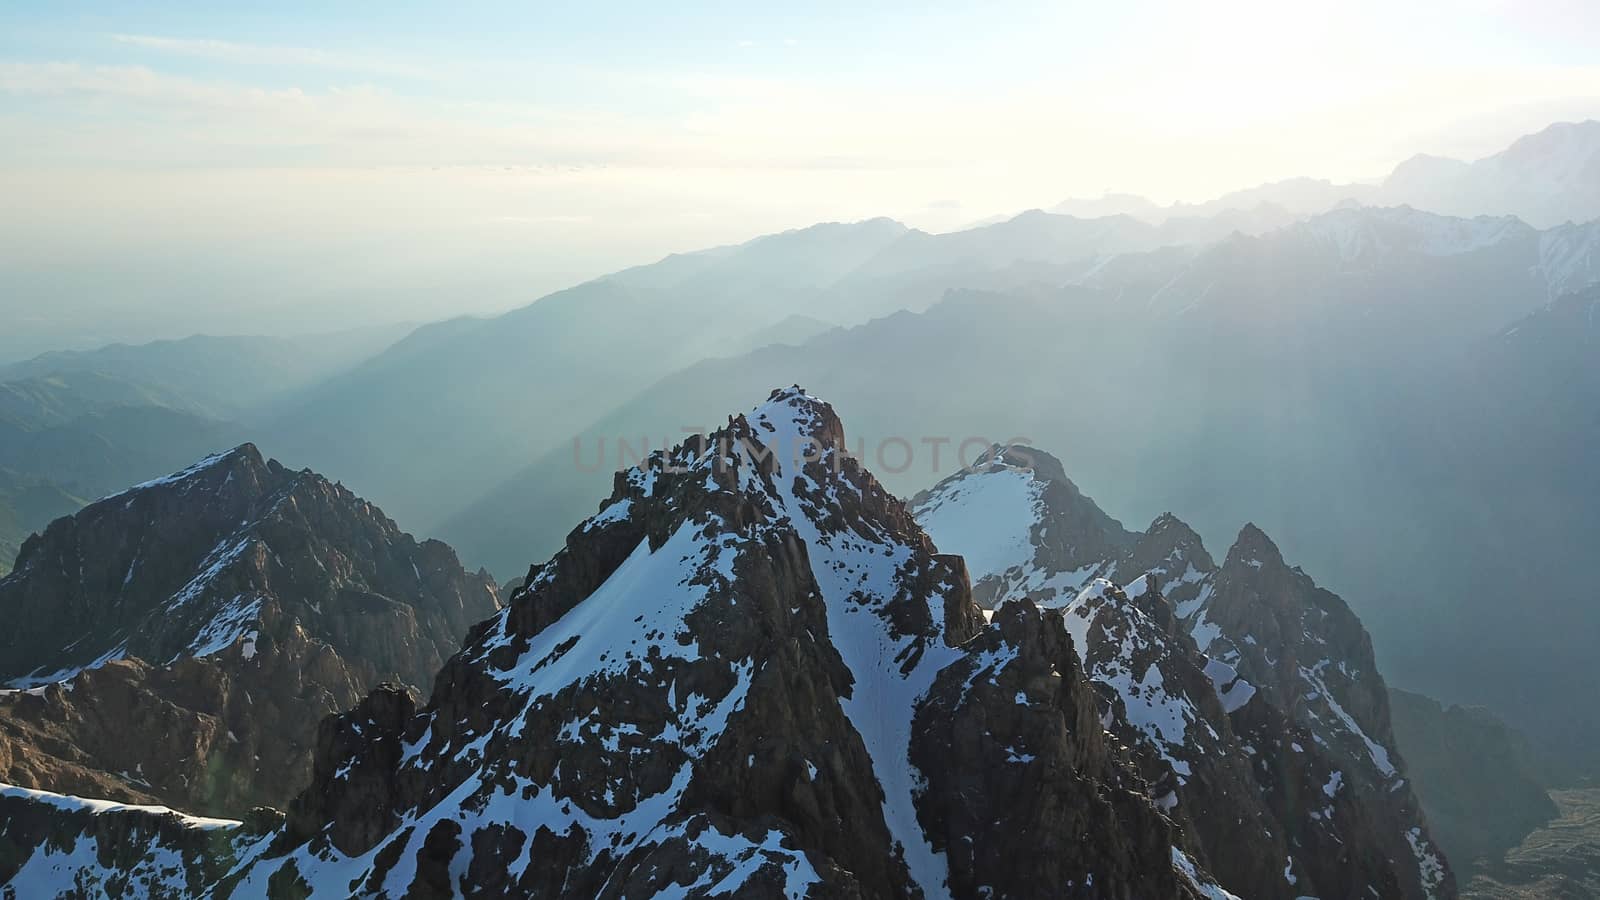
1297, 206, 1532, 261
911, 444, 1135, 609
912, 448, 1048, 587
1492, 119, 1600, 187
743, 384, 849, 475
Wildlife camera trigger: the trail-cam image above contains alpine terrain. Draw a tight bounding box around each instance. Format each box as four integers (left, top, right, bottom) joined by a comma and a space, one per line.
1, 389, 1454, 898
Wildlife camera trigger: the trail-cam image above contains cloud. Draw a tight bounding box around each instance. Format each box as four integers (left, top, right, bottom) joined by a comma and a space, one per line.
110, 33, 431, 79
6, 44, 1600, 207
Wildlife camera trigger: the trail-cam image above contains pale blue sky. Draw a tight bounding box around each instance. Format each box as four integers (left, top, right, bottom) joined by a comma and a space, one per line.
2, 1, 1598, 356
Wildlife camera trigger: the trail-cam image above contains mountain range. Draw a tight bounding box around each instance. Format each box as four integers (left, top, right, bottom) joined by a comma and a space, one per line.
1, 117, 1597, 896
413, 204, 1600, 777
0, 388, 1466, 898
1053, 119, 1600, 230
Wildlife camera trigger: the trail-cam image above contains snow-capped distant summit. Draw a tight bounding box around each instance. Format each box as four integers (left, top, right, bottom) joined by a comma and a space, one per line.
1085, 204, 1599, 339
1295, 206, 1531, 261
1383, 120, 1600, 228
1053, 120, 1600, 232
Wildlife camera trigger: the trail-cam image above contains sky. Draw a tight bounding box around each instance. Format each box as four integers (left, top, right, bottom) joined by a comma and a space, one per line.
2, 0, 1599, 357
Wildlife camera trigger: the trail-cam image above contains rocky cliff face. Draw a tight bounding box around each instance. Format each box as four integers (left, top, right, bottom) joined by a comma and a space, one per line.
0, 444, 500, 815
201, 388, 1231, 898
913, 444, 1455, 899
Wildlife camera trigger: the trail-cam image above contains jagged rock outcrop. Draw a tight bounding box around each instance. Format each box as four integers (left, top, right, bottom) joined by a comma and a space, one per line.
912, 600, 1200, 899
200, 388, 1228, 897
914, 443, 1456, 899
0, 445, 501, 815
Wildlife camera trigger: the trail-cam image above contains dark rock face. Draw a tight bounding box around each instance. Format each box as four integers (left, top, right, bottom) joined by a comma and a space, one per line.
1389, 687, 1559, 871
912, 600, 1202, 899
1060, 580, 1294, 899
913, 445, 1457, 899
205, 388, 1225, 897
0, 444, 500, 815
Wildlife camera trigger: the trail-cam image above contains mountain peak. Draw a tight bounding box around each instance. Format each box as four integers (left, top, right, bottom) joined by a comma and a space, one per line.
101, 441, 272, 500
1226, 522, 1286, 571
972, 442, 1071, 485
0, 446, 500, 814
912, 444, 1135, 609
1147, 511, 1207, 547
1121, 512, 1216, 602
738, 385, 850, 473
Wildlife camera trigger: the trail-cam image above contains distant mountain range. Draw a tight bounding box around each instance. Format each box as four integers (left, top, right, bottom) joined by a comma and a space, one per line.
419, 205, 1600, 783
1053, 119, 1600, 229
0, 328, 412, 422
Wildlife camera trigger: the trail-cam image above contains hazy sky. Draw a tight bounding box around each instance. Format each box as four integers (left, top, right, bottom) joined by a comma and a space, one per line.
2, 0, 1598, 357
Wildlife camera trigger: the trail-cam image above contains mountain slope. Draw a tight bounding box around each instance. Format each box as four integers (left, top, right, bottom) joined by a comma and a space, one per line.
0, 445, 500, 814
